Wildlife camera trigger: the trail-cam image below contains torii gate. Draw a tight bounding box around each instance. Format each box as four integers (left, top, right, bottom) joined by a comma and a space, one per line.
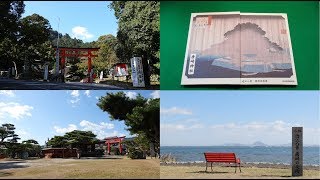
104, 136, 126, 155
54, 47, 99, 83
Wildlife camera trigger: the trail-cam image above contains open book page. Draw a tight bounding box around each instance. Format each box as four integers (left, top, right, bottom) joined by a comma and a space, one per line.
181, 12, 297, 85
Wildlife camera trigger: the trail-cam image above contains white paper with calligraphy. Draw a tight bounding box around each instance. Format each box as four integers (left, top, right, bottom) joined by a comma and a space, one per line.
131, 57, 145, 87
181, 12, 297, 85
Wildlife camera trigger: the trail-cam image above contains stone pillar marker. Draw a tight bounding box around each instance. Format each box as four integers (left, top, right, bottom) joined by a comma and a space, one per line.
292, 127, 303, 176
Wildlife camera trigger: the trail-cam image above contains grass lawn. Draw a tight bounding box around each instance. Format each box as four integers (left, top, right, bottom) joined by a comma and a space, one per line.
0, 157, 160, 179
160, 165, 320, 179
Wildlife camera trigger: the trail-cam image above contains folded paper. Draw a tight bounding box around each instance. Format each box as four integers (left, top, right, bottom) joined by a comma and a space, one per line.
181, 12, 297, 85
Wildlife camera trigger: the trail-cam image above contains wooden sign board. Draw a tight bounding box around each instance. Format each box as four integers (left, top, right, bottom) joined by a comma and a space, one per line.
292, 127, 303, 176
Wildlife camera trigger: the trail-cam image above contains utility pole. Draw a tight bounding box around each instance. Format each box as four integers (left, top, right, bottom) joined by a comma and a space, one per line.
55, 17, 60, 76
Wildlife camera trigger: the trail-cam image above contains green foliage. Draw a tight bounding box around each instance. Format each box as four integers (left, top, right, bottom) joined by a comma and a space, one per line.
0, 1, 25, 41
123, 133, 150, 159
109, 1, 160, 84
96, 92, 159, 155
127, 147, 146, 159
0, 1, 25, 71
64, 130, 98, 148
47, 130, 99, 154
20, 14, 51, 45
94, 34, 119, 72
0, 123, 20, 144
21, 139, 41, 157
95, 148, 105, 157
0, 124, 40, 159
18, 14, 54, 78
47, 135, 67, 148
110, 146, 120, 155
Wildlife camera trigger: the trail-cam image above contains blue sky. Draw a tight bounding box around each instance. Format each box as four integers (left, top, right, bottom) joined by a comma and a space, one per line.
161, 91, 320, 146
22, 1, 118, 42
0, 90, 160, 145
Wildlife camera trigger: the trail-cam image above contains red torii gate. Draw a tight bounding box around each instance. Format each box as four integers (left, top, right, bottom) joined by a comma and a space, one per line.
54, 47, 99, 83
104, 136, 126, 155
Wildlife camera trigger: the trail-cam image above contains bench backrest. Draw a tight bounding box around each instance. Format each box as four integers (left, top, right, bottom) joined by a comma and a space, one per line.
204, 152, 237, 163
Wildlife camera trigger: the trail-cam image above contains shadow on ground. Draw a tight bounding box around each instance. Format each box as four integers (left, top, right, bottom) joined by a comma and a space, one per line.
0, 161, 29, 170
261, 175, 292, 177
187, 170, 230, 174
99, 79, 160, 90
79, 156, 124, 160
0, 171, 13, 177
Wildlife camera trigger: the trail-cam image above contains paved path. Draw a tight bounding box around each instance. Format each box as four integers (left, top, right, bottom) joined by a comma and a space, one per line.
0, 78, 124, 90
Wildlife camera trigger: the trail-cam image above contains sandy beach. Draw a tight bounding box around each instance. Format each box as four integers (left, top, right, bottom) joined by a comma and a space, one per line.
160, 162, 320, 179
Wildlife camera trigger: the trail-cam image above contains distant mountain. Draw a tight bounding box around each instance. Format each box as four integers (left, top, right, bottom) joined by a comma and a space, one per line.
222, 141, 268, 147
252, 141, 267, 146
221, 142, 319, 147
222, 143, 245, 146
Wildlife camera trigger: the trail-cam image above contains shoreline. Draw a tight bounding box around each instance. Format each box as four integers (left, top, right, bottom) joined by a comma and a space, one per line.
160, 162, 320, 171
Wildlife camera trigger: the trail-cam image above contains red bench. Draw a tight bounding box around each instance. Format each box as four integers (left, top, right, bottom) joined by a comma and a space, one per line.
204, 152, 242, 173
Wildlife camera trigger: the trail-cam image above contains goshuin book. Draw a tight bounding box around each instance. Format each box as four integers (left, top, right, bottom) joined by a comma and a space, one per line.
181, 12, 297, 85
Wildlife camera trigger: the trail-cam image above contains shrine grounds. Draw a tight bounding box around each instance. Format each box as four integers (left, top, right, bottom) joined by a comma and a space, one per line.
160, 163, 320, 179
0, 157, 160, 179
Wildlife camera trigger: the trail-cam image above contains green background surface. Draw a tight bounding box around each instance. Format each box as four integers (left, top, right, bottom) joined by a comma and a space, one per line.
160, 1, 319, 90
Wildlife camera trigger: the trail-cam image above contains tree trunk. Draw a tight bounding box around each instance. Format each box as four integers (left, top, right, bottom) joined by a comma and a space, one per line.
12, 61, 18, 78
142, 57, 150, 87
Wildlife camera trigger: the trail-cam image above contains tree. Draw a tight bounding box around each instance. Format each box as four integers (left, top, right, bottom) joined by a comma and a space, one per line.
47, 135, 67, 148
21, 139, 41, 157
96, 92, 159, 156
0, 1, 25, 71
0, 124, 21, 158
47, 130, 99, 155
0, 124, 20, 145
0, 1, 25, 41
64, 130, 99, 151
18, 14, 54, 78
93, 34, 119, 72
109, 1, 160, 86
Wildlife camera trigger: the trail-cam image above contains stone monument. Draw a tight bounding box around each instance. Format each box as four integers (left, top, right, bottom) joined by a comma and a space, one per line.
292, 127, 303, 176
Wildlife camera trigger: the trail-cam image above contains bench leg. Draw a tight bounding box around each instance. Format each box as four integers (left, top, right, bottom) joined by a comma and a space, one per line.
239, 162, 242, 173
234, 164, 237, 173
211, 162, 213, 171
205, 162, 208, 172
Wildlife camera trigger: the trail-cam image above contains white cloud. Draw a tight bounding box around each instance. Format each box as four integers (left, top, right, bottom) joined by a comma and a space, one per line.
84, 90, 91, 97
95, 96, 99, 100
80, 120, 114, 130
209, 120, 294, 134
161, 107, 192, 115
0, 102, 33, 120
69, 90, 80, 105
161, 123, 203, 131
71, 90, 80, 98
161, 120, 320, 146
70, 99, 80, 104
150, 90, 160, 99
54, 124, 77, 134
71, 26, 94, 40
0, 90, 15, 97
125, 91, 137, 99
53, 120, 119, 140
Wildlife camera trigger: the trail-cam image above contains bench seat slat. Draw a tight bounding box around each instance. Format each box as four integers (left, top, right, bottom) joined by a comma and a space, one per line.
204, 152, 242, 173
204, 152, 239, 164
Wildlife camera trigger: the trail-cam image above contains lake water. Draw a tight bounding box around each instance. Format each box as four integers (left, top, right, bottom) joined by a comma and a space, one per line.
161, 146, 320, 166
